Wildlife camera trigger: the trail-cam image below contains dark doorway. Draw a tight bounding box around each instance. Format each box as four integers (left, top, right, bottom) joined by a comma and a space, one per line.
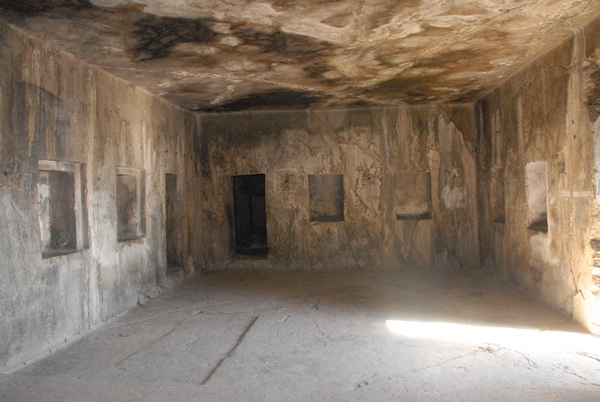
233, 174, 268, 255
165, 174, 182, 272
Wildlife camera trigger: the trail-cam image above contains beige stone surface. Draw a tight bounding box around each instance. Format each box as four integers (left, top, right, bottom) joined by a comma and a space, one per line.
1, 1, 600, 109
2, 269, 599, 401
191, 105, 479, 272
3, 0, 600, 380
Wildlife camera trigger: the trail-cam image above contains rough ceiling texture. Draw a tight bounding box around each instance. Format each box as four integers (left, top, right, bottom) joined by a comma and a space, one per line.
2, 0, 600, 111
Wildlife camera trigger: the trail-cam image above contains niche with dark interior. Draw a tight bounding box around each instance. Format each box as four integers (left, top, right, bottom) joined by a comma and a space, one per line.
395, 171, 431, 220
117, 167, 145, 242
165, 174, 182, 271
309, 174, 344, 222
525, 161, 548, 232
233, 174, 268, 255
38, 160, 85, 258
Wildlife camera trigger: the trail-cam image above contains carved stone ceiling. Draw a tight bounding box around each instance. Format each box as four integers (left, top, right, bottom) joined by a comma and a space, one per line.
2, 0, 600, 111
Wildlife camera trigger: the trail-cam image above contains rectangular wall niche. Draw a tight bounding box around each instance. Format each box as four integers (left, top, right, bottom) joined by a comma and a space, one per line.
525, 161, 548, 232
38, 160, 85, 258
165, 174, 182, 271
233, 174, 268, 255
117, 167, 145, 242
309, 174, 344, 222
396, 172, 431, 220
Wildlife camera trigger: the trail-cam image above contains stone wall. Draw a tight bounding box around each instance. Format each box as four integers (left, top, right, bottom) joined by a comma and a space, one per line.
190, 105, 480, 272
0, 22, 192, 370
477, 15, 600, 334
9, 3, 600, 373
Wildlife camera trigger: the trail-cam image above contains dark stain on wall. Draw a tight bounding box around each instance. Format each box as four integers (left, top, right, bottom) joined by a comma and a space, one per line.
585, 66, 600, 119
444, 104, 478, 147
200, 108, 308, 150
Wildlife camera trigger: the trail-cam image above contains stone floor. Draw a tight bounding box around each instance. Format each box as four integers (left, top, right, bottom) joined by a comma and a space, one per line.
1, 268, 599, 401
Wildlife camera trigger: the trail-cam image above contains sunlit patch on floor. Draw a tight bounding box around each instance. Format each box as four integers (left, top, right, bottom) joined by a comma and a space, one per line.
385, 320, 599, 353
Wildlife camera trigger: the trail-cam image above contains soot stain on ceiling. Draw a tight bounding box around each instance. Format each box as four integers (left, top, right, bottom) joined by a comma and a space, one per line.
193, 90, 323, 112
0, 0, 92, 14
1, 0, 599, 111
133, 16, 217, 61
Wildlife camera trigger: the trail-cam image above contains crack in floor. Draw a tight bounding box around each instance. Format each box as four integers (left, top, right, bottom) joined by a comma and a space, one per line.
507, 349, 539, 369
411, 345, 500, 373
504, 348, 600, 386
101, 304, 258, 332
577, 351, 600, 363
115, 319, 184, 367
351, 372, 378, 391
551, 364, 600, 387
199, 316, 259, 386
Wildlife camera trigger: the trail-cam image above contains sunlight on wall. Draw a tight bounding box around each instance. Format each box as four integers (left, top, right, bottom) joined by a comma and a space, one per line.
385, 320, 598, 352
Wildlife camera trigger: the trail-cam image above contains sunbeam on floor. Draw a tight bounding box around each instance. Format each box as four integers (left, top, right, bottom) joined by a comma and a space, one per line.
385, 319, 598, 352
1, 269, 599, 401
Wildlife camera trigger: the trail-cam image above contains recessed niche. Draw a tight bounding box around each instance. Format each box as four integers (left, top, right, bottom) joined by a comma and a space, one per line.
309, 174, 344, 222
38, 160, 85, 258
117, 167, 145, 242
491, 167, 506, 223
396, 172, 431, 220
165, 173, 182, 271
525, 161, 548, 232
233, 174, 268, 255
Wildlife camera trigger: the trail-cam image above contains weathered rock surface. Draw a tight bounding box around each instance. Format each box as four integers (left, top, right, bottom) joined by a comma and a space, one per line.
3, 0, 600, 377
1, 1, 600, 110
2, 270, 598, 401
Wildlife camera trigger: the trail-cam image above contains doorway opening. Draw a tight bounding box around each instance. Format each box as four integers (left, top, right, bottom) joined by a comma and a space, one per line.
165, 174, 182, 272
233, 174, 268, 255
116, 167, 145, 242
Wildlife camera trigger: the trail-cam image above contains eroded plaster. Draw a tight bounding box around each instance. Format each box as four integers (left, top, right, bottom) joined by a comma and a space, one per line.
1, 0, 599, 110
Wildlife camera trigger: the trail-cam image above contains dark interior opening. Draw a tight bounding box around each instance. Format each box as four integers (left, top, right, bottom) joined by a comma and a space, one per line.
38, 170, 77, 258
165, 174, 182, 272
233, 174, 268, 255
116, 173, 140, 241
